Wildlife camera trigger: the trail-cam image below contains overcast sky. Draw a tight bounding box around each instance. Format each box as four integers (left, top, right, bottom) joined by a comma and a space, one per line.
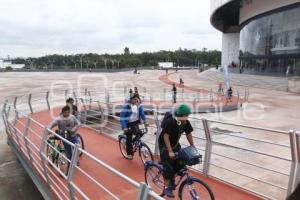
0, 0, 221, 58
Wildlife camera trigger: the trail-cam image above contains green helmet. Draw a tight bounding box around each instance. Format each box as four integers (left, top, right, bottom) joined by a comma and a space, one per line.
175, 104, 191, 116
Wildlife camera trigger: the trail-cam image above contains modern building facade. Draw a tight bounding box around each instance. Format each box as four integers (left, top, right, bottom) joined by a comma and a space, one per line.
0, 60, 25, 70
211, 0, 300, 76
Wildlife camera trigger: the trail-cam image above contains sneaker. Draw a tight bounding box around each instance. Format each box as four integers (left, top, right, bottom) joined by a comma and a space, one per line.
127, 155, 133, 160
164, 186, 175, 198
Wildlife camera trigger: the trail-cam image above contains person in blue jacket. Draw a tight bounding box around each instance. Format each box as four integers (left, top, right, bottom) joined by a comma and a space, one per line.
120, 94, 147, 159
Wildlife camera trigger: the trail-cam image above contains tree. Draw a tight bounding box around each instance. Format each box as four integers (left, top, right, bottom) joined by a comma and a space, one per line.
124, 47, 130, 55
5, 66, 13, 71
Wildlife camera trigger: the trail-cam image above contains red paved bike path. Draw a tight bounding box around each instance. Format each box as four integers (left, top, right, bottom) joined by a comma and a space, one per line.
12, 107, 262, 200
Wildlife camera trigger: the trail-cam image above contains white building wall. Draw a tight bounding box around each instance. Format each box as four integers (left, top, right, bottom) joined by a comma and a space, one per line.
221, 33, 240, 67
240, 0, 300, 24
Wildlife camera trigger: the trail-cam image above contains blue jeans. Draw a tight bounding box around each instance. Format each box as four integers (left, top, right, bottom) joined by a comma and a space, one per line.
62, 135, 78, 160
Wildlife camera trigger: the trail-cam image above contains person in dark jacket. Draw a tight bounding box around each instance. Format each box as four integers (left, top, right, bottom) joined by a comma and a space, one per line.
120, 94, 148, 159
171, 83, 177, 103
227, 87, 233, 102
158, 104, 194, 198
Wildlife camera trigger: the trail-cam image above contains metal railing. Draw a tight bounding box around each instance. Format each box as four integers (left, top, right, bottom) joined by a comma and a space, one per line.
2, 88, 299, 200
2, 98, 164, 200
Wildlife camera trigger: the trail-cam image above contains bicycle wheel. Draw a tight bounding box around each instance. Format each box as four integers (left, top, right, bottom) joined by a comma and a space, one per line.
179, 177, 215, 200
57, 151, 70, 176
139, 143, 153, 165
145, 163, 164, 195
118, 135, 129, 159
46, 139, 56, 165
76, 133, 84, 157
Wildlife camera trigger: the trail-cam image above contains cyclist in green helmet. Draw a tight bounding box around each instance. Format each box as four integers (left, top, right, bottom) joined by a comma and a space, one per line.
158, 104, 195, 198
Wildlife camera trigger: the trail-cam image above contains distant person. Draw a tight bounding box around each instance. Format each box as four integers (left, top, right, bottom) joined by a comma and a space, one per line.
134, 87, 142, 103
66, 97, 78, 118
215, 64, 218, 70
179, 78, 184, 86
125, 88, 134, 103
218, 83, 224, 94
171, 83, 177, 103
166, 69, 169, 74
227, 87, 233, 102
286, 182, 300, 200
134, 67, 137, 74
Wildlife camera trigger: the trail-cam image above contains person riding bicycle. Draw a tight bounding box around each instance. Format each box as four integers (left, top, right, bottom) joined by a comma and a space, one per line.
48, 106, 81, 161
66, 97, 78, 118
158, 104, 194, 198
120, 94, 148, 160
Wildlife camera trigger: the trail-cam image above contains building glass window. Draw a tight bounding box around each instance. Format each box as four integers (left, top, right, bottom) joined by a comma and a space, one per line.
240, 5, 300, 76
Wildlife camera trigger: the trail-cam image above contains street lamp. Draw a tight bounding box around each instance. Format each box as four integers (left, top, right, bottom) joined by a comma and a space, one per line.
80, 55, 83, 70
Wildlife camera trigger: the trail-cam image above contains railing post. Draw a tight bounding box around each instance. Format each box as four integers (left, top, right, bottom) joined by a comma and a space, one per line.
202, 119, 212, 176
65, 89, 68, 101
12, 125, 21, 148
105, 89, 110, 108
193, 99, 196, 113
295, 131, 300, 189
28, 93, 33, 114
84, 88, 88, 104
39, 128, 51, 185
67, 143, 80, 200
247, 88, 250, 101
296, 131, 300, 163
23, 117, 33, 163
163, 88, 166, 101
46, 91, 50, 110
13, 96, 18, 109
136, 182, 150, 200
80, 98, 87, 124
124, 86, 127, 97
88, 91, 92, 110
14, 109, 19, 125
2, 113, 10, 136
2, 101, 7, 117
73, 91, 78, 107
153, 109, 161, 156
6, 105, 11, 119
210, 89, 214, 106
287, 130, 298, 196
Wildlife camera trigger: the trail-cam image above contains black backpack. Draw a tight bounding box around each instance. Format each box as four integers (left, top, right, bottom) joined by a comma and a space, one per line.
160, 111, 174, 129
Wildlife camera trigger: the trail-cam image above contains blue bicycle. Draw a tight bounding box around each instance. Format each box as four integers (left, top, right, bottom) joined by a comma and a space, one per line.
118, 124, 153, 165
144, 153, 215, 200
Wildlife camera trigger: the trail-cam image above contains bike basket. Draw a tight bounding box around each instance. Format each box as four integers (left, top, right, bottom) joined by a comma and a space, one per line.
179, 146, 202, 166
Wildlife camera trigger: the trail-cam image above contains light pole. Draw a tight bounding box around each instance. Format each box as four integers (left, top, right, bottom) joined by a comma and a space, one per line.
104, 59, 108, 70
80, 55, 83, 70
117, 60, 120, 68
111, 59, 115, 69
